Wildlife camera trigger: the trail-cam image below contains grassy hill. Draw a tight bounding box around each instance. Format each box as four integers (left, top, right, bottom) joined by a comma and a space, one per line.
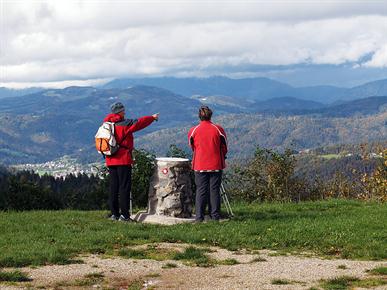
0, 200, 385, 268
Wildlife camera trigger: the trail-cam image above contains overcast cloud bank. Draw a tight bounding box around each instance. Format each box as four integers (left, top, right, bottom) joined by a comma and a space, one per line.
1, 0, 387, 88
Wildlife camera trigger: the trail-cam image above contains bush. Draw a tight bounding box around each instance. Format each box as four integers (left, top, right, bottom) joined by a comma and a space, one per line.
229, 145, 387, 202
131, 149, 156, 207
166, 144, 190, 159
359, 148, 387, 201
231, 146, 308, 202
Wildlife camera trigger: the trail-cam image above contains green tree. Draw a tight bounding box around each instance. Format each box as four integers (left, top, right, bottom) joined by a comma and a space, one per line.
166, 144, 190, 159
131, 149, 156, 207
231, 146, 304, 202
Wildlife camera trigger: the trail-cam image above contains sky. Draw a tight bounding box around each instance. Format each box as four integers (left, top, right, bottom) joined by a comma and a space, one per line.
1, 0, 387, 88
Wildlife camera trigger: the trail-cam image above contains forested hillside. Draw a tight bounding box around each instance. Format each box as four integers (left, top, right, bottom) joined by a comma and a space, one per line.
0, 83, 385, 164
137, 111, 387, 159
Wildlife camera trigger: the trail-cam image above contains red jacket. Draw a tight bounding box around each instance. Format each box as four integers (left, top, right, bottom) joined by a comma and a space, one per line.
103, 113, 155, 166
188, 121, 228, 171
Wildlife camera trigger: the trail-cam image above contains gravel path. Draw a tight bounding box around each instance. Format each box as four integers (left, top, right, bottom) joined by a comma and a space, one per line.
1, 243, 385, 289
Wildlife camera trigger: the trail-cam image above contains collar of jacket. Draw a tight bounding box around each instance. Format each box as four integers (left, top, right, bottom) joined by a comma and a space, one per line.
103, 113, 123, 123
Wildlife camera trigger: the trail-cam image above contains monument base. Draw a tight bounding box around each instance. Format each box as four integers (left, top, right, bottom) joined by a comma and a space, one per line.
133, 211, 196, 225
132, 211, 230, 225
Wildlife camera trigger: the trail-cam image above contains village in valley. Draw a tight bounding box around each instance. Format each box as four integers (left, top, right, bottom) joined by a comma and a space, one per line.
11, 156, 103, 179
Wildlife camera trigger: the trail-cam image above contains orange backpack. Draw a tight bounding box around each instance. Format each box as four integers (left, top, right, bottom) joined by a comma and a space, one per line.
95, 122, 119, 156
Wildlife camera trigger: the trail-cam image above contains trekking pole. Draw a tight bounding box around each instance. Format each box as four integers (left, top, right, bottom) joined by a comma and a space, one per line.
220, 183, 233, 217
129, 191, 133, 218
220, 182, 234, 218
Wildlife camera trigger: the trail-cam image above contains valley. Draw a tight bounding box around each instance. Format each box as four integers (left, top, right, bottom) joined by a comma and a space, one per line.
0, 77, 386, 166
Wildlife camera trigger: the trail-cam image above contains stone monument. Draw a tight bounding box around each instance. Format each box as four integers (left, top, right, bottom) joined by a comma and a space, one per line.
133, 157, 195, 224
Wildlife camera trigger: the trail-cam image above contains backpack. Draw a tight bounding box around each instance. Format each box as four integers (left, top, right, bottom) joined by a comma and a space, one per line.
95, 122, 120, 156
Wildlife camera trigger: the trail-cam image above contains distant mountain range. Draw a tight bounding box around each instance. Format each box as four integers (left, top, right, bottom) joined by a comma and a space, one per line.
0, 86, 200, 164
0, 83, 386, 164
2, 76, 387, 104
0, 87, 43, 99
102, 76, 387, 104
193, 94, 387, 116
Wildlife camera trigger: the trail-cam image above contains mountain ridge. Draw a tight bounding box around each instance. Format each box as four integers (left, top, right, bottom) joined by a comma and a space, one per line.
2, 77, 387, 104
0, 83, 385, 164
102, 76, 387, 103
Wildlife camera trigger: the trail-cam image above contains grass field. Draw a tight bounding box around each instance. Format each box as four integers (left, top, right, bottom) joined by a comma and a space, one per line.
0, 199, 386, 268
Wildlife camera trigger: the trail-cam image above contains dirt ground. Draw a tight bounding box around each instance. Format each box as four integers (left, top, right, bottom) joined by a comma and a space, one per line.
1, 243, 386, 290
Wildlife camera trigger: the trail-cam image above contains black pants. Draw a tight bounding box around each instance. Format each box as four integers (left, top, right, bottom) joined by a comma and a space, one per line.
109, 165, 132, 218
195, 171, 222, 221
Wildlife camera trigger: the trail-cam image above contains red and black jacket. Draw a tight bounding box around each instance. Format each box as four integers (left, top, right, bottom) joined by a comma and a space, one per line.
188, 120, 228, 171
103, 113, 155, 166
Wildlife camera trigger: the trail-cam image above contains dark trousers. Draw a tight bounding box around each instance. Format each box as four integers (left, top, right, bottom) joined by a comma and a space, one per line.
195, 171, 222, 221
109, 165, 132, 218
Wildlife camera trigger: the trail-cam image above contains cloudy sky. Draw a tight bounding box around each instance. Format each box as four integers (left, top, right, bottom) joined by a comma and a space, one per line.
1, 0, 387, 88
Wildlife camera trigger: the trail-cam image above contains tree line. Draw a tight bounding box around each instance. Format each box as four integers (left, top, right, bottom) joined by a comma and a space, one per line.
0, 144, 385, 211
0, 149, 155, 211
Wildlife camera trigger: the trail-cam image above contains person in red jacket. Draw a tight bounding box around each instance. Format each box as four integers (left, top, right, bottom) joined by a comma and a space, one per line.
104, 102, 158, 221
188, 105, 227, 222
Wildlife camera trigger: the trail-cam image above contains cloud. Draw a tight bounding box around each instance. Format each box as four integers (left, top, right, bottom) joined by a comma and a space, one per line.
4, 0, 387, 29
365, 45, 387, 68
0, 78, 111, 89
1, 0, 387, 86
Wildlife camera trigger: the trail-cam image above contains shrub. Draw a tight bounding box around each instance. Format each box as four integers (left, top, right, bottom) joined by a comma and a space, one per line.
359, 148, 387, 202
229, 145, 387, 203
231, 146, 308, 202
131, 149, 156, 207
166, 144, 190, 159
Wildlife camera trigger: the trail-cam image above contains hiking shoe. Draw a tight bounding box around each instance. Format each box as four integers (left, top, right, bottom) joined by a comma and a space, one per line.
108, 214, 119, 221
118, 215, 134, 222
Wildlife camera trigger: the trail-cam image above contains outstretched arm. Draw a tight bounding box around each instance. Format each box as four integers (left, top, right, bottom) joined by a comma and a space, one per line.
128, 114, 158, 133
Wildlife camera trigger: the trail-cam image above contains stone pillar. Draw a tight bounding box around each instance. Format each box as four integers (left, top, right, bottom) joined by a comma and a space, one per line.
147, 157, 193, 218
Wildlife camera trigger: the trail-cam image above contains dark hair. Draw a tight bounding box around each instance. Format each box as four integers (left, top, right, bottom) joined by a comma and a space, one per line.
198, 105, 213, 121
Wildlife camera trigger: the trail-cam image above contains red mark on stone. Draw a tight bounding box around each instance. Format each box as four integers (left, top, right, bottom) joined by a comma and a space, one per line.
162, 168, 168, 175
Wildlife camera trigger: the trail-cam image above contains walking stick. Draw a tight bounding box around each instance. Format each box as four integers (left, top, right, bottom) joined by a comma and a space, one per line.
129, 191, 133, 218
220, 182, 234, 218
